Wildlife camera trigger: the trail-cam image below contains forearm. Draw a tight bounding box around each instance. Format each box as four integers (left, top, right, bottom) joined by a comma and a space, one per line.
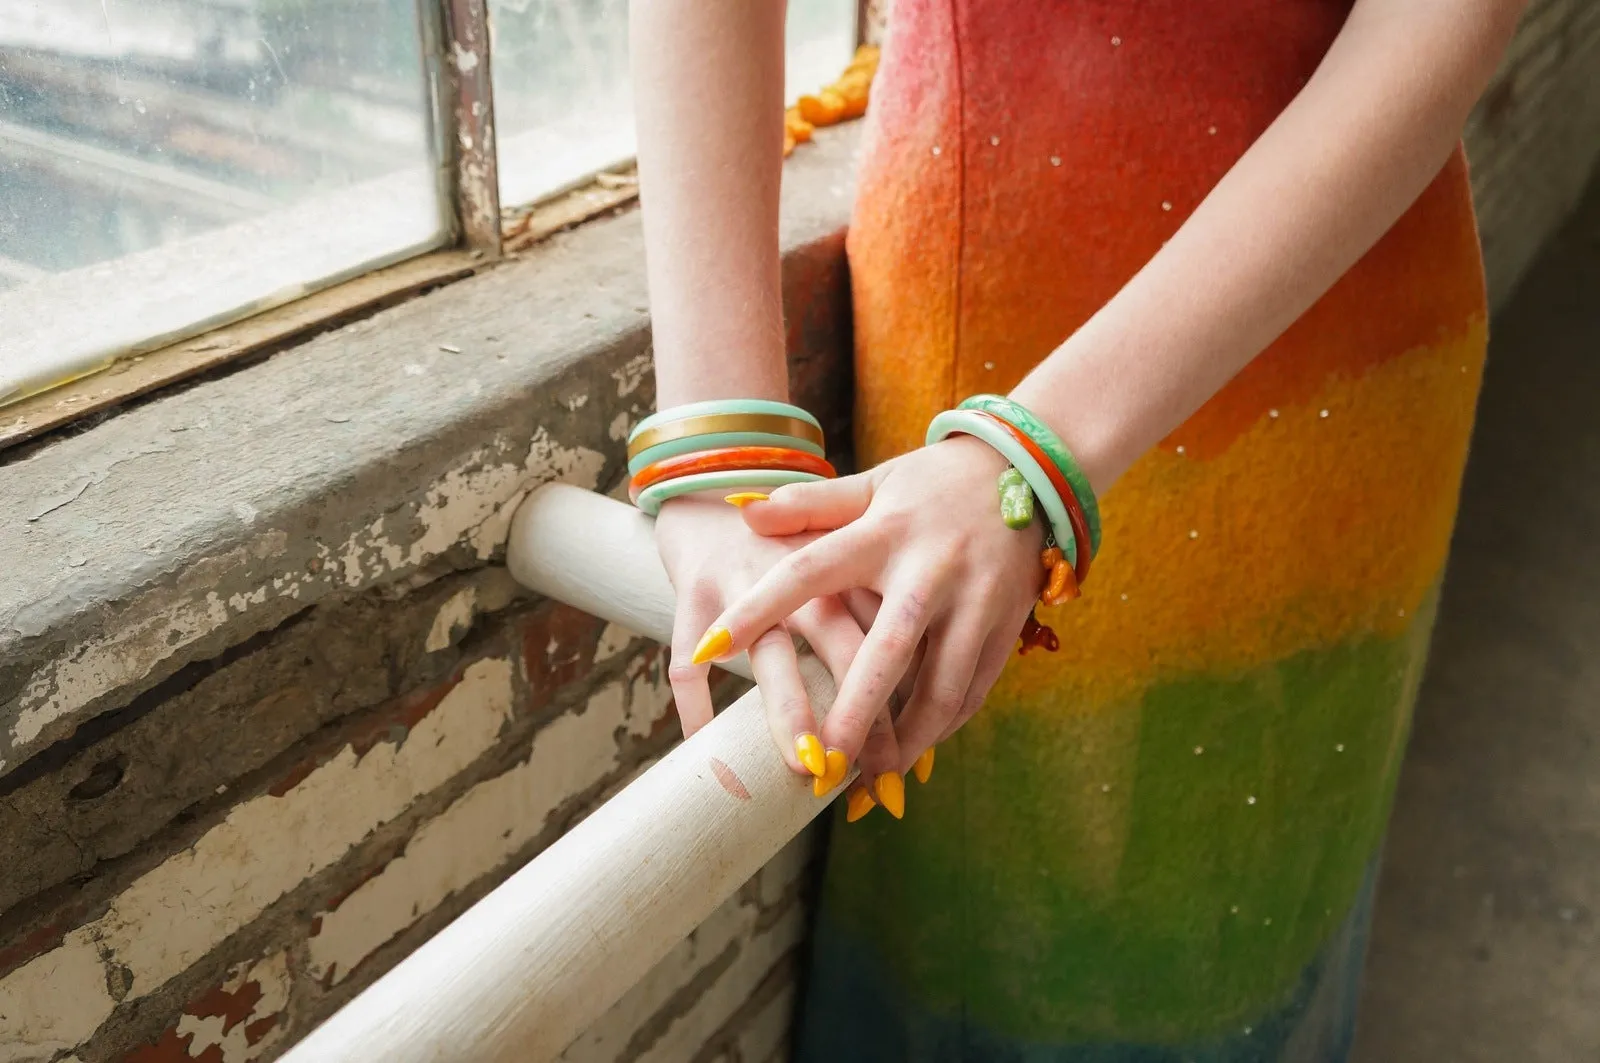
630, 0, 790, 407
1011, 0, 1526, 493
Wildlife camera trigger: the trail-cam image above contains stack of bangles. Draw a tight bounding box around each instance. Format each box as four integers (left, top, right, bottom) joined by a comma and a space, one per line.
627, 399, 836, 516
926, 394, 1103, 656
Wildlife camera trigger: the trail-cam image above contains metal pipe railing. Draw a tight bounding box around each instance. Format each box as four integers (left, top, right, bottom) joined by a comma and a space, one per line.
277, 483, 842, 1062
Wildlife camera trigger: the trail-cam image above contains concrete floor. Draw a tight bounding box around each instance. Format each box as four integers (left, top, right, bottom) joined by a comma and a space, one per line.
1352, 178, 1600, 1061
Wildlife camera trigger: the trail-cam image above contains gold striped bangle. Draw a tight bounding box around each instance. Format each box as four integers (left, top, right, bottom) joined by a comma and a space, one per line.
626, 412, 825, 460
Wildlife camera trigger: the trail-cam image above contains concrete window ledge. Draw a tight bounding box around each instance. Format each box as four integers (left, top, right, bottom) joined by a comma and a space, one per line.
0, 124, 861, 1062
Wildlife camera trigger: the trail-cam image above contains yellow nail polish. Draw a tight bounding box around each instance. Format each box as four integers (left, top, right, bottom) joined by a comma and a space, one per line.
691, 626, 732, 665
913, 746, 936, 784
795, 733, 827, 778
874, 772, 905, 819
812, 748, 849, 796
724, 492, 770, 508
846, 789, 876, 822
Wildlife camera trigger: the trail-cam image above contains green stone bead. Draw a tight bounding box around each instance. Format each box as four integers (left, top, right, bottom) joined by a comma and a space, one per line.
962, 394, 1102, 555
998, 469, 1035, 530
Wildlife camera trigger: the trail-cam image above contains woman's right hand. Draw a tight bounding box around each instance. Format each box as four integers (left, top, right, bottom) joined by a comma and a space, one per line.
654, 493, 906, 799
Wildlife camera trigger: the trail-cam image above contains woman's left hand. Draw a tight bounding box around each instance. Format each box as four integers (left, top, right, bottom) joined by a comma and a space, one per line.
691, 434, 1047, 798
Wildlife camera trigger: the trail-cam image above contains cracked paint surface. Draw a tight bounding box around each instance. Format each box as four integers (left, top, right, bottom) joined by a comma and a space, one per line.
2, 429, 602, 772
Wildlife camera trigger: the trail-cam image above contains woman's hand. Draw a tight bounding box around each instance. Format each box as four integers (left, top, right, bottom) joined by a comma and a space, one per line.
691, 435, 1046, 800
654, 494, 905, 789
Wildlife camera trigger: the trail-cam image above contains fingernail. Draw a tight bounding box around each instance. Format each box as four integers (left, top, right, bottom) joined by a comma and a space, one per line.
795, 733, 827, 778
913, 746, 936, 784
874, 772, 905, 819
724, 492, 770, 507
691, 626, 732, 665
813, 748, 849, 796
846, 789, 876, 822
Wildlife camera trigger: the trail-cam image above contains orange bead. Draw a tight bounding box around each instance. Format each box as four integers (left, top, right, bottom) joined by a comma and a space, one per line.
798, 91, 847, 126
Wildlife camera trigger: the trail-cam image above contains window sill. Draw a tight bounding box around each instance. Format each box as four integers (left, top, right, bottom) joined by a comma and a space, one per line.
0, 121, 864, 782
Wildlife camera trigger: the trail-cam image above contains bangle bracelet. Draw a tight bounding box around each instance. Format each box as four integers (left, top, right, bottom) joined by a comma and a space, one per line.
628, 431, 826, 476
629, 399, 821, 445
957, 394, 1101, 556
635, 469, 826, 517
630, 446, 837, 500
966, 409, 1094, 585
628, 412, 825, 460
925, 409, 1080, 568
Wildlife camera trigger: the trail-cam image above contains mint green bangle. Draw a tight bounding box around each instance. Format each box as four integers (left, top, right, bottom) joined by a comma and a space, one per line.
957, 394, 1101, 555
635, 469, 826, 517
627, 431, 826, 477
926, 409, 1079, 567
629, 399, 822, 445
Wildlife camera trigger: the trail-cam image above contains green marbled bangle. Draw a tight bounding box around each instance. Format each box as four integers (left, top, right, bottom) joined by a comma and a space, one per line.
926, 409, 1079, 567
957, 394, 1102, 555
628, 399, 822, 445
627, 431, 826, 477
634, 469, 827, 518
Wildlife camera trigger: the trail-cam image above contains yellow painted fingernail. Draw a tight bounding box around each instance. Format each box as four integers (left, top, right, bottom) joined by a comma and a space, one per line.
846, 789, 876, 822
874, 772, 905, 819
795, 733, 827, 778
812, 749, 849, 796
691, 626, 732, 665
913, 746, 936, 784
724, 492, 770, 508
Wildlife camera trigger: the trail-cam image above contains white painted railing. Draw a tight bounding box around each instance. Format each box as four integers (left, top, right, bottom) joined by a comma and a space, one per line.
277, 483, 843, 1062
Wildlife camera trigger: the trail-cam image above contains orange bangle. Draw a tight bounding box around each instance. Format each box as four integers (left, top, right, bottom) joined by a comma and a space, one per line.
966, 410, 1094, 585
628, 446, 836, 502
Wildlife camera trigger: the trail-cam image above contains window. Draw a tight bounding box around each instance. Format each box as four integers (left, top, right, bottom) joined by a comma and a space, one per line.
489, 0, 858, 207
0, 0, 447, 407
0, 0, 860, 414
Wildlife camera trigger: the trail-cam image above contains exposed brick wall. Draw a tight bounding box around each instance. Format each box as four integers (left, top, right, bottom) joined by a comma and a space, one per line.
0, 569, 798, 1062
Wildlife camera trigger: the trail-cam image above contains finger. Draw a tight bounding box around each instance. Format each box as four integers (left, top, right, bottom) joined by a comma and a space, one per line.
747, 624, 822, 778
689, 524, 882, 665
893, 611, 988, 773
668, 585, 720, 737
735, 472, 876, 538
839, 590, 925, 717
855, 697, 905, 818
933, 625, 1016, 747
820, 583, 934, 768
787, 596, 871, 796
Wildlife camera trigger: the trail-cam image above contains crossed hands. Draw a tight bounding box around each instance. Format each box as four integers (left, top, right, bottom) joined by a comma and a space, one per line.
653, 434, 1044, 819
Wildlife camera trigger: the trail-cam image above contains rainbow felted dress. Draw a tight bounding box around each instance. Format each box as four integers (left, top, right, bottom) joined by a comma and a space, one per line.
797, 1, 1487, 1060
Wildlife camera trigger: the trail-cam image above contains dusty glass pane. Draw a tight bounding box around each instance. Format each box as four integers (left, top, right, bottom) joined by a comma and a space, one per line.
490, 0, 856, 208
0, 0, 446, 407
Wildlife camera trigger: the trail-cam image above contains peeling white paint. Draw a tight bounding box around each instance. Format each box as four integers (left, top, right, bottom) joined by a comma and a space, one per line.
425, 587, 478, 653
9, 531, 290, 750
172, 951, 290, 1063
7, 429, 604, 762
611, 353, 652, 398
607, 412, 632, 442
593, 622, 638, 664
0, 658, 515, 1045
451, 41, 480, 73
308, 674, 669, 984
0, 927, 117, 1060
